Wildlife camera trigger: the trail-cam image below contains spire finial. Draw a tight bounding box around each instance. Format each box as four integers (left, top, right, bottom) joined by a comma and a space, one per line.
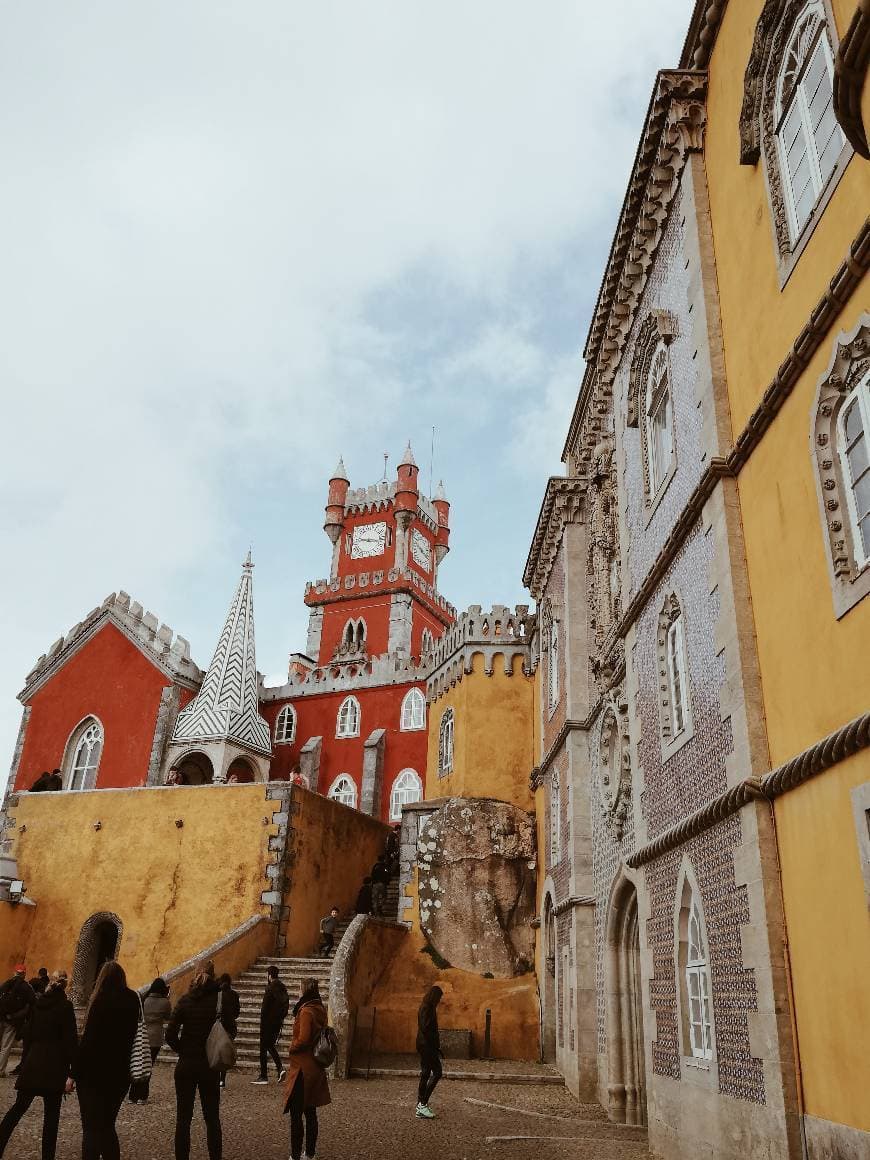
400, 442, 417, 468
244, 547, 253, 570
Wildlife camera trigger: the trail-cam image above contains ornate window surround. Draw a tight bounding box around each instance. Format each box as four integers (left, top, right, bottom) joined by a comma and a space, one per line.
541, 599, 561, 718
63, 716, 104, 791
674, 864, 718, 1084
740, 0, 852, 287
549, 767, 561, 865
438, 707, 454, 776
656, 593, 694, 762
274, 704, 296, 745
812, 313, 870, 618
628, 312, 679, 517
597, 694, 632, 841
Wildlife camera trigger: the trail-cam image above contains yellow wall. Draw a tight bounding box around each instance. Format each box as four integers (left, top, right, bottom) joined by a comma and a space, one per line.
4, 785, 278, 988
425, 652, 535, 810
282, 786, 389, 956
0, 902, 37, 978
774, 749, 870, 1130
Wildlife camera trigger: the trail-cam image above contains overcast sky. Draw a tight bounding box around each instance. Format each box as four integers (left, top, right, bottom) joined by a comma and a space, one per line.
0, 2, 692, 776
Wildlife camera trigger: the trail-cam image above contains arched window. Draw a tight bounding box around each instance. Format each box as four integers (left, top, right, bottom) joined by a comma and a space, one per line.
838, 378, 870, 569
438, 708, 454, 776
547, 620, 560, 711
336, 695, 361, 738
344, 620, 356, 648
274, 705, 296, 745
66, 718, 103, 791
550, 769, 561, 864
328, 774, 357, 809
421, 628, 435, 656
645, 345, 674, 496
677, 878, 714, 1060
400, 688, 426, 731
356, 620, 366, 648
658, 594, 691, 749
774, 2, 843, 242
390, 768, 422, 820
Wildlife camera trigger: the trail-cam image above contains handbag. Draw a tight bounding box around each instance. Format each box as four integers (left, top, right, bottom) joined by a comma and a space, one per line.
313, 1025, 338, 1069
129, 996, 152, 1083
206, 991, 237, 1072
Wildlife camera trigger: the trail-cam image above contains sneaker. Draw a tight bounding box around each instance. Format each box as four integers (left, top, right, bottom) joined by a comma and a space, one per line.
251, 1077, 268, 1085
278, 1068, 287, 1082
416, 1103, 436, 1119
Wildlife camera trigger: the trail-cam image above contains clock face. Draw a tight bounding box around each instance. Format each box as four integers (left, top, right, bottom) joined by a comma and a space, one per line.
411, 529, 431, 571
350, 522, 387, 559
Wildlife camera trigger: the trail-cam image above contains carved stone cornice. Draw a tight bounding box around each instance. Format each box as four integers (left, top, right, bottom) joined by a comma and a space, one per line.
523, 476, 585, 600
834, 0, 870, 159
627, 711, 870, 867
563, 71, 707, 475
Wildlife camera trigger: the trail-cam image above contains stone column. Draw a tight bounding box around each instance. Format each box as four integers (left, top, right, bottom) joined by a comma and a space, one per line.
306, 607, 324, 660
299, 736, 322, 791
388, 593, 413, 657
360, 729, 386, 816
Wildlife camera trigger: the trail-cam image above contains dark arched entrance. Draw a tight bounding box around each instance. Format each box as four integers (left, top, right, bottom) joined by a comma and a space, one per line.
71, 912, 122, 1006
176, 752, 214, 785
605, 873, 646, 1126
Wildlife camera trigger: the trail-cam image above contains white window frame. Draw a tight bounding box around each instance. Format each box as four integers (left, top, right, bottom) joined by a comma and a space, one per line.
336, 695, 361, 738
66, 717, 104, 791
774, 2, 843, 243
328, 773, 357, 809
438, 708, 454, 776
390, 768, 423, 821
665, 615, 688, 740
550, 770, 561, 864
645, 345, 674, 497
837, 376, 870, 570
400, 688, 426, 732
274, 705, 296, 745
685, 894, 714, 1060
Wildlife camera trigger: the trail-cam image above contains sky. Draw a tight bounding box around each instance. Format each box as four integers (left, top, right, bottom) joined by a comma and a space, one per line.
0, 1, 693, 775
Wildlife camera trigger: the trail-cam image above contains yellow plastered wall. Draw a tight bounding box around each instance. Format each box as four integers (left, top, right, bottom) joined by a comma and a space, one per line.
4, 785, 278, 987
424, 652, 535, 810
0, 902, 37, 977
774, 750, 870, 1130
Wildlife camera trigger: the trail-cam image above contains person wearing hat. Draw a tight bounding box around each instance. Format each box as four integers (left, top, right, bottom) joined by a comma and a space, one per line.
0, 967, 35, 1077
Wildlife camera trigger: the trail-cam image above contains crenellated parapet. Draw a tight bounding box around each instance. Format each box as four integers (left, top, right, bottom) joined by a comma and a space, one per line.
304, 566, 455, 625
19, 591, 203, 699
425, 604, 534, 703
260, 650, 428, 702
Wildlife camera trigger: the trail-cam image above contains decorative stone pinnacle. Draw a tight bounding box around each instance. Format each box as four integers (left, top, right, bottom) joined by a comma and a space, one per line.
331, 456, 349, 482
400, 442, 417, 468
434, 479, 448, 501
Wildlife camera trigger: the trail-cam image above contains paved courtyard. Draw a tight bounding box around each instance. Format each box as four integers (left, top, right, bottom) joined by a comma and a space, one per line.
0, 1065, 650, 1159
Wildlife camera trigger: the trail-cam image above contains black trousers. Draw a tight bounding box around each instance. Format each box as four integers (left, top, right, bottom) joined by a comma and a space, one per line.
287, 1074, 317, 1160
258, 1026, 282, 1079
174, 1058, 221, 1160
0, 1089, 62, 1160
77, 1081, 127, 1160
417, 1051, 442, 1106
318, 934, 334, 956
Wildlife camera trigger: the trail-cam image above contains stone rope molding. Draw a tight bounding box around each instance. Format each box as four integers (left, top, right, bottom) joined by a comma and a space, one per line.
627, 710, 870, 867
833, 0, 870, 158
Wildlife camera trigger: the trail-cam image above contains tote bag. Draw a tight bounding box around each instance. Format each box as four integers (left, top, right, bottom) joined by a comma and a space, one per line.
129, 995, 152, 1083
206, 991, 237, 1072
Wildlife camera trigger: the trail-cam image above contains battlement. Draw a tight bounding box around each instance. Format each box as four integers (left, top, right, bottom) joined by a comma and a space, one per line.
259, 650, 427, 701
342, 479, 439, 532
304, 566, 456, 623
424, 604, 535, 703
20, 591, 204, 697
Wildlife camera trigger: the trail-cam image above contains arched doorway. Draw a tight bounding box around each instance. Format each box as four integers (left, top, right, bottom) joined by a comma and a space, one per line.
542, 895, 557, 1063
176, 752, 214, 785
225, 757, 255, 783
71, 912, 122, 1006
605, 873, 646, 1126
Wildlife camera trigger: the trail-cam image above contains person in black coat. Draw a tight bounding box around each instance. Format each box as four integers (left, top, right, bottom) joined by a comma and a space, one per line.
216, 974, 240, 1090
165, 968, 230, 1160
0, 967, 36, 1077
75, 960, 141, 1160
355, 876, 373, 915
0, 971, 77, 1160
415, 985, 443, 1119
251, 966, 288, 1084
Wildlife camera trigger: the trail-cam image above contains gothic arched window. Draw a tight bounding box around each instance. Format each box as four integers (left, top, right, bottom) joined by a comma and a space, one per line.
400, 688, 426, 731
390, 768, 422, 820
838, 380, 870, 569
336, 695, 361, 738
66, 718, 104, 791
328, 774, 357, 809
645, 345, 675, 497
545, 611, 560, 714
550, 769, 561, 864
274, 705, 296, 745
438, 708, 454, 776
421, 628, 435, 656
677, 877, 714, 1061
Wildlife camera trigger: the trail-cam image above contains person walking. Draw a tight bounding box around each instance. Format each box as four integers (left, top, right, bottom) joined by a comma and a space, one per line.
0, 966, 36, 1077
0, 971, 77, 1160
165, 966, 227, 1160
370, 858, 390, 917
317, 908, 340, 957
137, 978, 171, 1103
415, 986, 443, 1120
282, 977, 330, 1160
215, 974, 240, 1090
354, 877, 373, 915
251, 966, 288, 1085
75, 960, 140, 1160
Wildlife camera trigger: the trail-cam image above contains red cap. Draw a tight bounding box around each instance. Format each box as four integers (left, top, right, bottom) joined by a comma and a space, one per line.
14, 964, 26, 974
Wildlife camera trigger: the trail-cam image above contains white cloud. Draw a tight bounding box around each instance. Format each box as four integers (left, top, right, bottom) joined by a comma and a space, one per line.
0, 0, 692, 774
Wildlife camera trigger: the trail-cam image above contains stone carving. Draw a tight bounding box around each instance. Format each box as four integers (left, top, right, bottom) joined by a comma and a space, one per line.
416, 798, 536, 979
587, 439, 621, 656
598, 694, 632, 840
627, 312, 678, 428
833, 2, 870, 159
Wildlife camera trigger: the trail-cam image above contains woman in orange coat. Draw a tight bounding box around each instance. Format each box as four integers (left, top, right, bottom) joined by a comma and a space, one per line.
282, 978, 330, 1160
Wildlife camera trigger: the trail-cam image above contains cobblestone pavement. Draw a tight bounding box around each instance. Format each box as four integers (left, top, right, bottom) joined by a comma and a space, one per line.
0, 1067, 650, 1159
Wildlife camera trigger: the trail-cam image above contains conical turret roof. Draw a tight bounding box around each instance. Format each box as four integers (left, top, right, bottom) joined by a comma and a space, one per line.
399, 442, 417, 468
434, 479, 449, 501
330, 456, 349, 482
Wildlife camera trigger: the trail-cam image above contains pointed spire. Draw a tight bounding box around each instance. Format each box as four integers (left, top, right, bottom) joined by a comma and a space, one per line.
170, 557, 271, 755
400, 442, 417, 468
330, 456, 349, 482
434, 479, 448, 501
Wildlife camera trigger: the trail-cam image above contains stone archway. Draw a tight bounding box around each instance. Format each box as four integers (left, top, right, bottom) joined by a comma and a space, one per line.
542, 893, 557, 1063
71, 911, 123, 1006
176, 751, 214, 785
605, 872, 646, 1126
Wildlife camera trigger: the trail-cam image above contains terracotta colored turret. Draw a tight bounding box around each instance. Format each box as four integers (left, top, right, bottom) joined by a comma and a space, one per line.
394, 443, 419, 522
324, 456, 349, 545
433, 479, 451, 565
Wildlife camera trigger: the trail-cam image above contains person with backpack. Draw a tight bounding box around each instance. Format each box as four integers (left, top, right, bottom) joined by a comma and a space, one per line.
317, 907, 340, 957
165, 966, 228, 1160
251, 966, 288, 1086
0, 966, 36, 1077
134, 978, 171, 1103
282, 977, 331, 1160
415, 986, 443, 1120
0, 970, 77, 1160
75, 960, 141, 1159
215, 974, 240, 1090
